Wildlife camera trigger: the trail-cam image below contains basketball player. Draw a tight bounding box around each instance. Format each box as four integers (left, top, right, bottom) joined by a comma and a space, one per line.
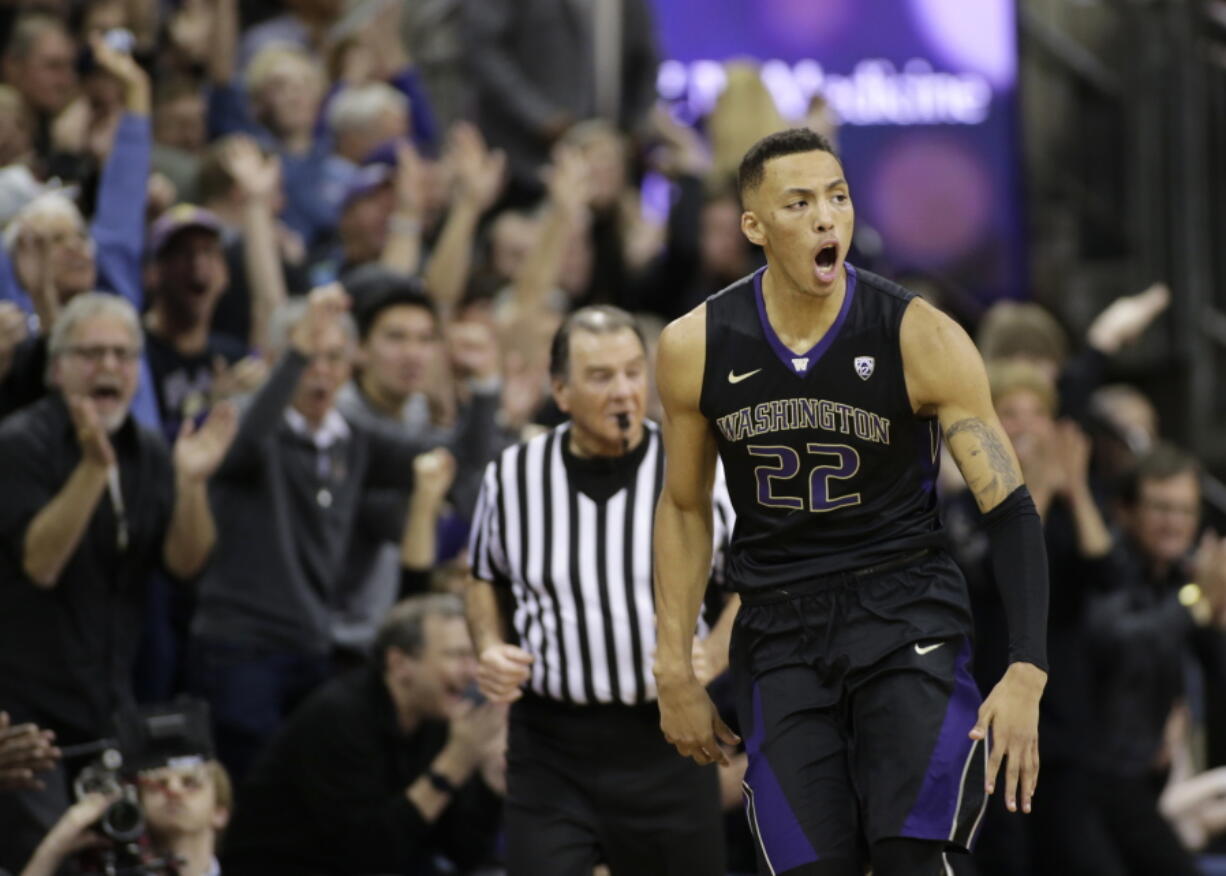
652, 128, 1049, 875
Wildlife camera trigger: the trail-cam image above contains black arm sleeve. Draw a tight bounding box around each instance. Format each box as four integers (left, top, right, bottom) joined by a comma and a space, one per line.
980, 485, 1050, 671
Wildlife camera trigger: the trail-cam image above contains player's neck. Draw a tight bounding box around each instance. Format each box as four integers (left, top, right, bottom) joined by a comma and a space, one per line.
761, 265, 847, 350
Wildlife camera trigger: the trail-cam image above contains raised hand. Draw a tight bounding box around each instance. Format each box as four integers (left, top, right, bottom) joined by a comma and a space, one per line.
392, 140, 426, 221
210, 354, 268, 402
67, 395, 117, 469
173, 401, 238, 483
447, 320, 499, 383
90, 33, 151, 116
219, 135, 281, 204
649, 103, 710, 177
1087, 282, 1171, 354
476, 643, 534, 703
0, 712, 60, 792
14, 224, 59, 331
543, 144, 591, 218
447, 122, 507, 212
290, 283, 352, 356
970, 661, 1046, 813
1050, 420, 1092, 498
412, 448, 456, 508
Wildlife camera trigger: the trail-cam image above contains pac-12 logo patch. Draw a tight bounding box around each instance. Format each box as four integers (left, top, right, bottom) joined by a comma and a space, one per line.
854, 356, 875, 380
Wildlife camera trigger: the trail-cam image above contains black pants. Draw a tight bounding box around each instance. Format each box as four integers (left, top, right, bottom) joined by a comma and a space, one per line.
505, 693, 724, 876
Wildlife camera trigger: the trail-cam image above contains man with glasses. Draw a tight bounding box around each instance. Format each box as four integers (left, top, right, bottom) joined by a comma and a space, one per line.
0, 293, 237, 873
1076, 443, 1226, 875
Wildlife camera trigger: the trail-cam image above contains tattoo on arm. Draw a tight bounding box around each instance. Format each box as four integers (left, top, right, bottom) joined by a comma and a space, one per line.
944, 417, 1021, 505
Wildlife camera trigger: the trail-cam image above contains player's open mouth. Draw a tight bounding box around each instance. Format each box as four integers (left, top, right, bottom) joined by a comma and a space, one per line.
89, 386, 121, 401
814, 244, 839, 282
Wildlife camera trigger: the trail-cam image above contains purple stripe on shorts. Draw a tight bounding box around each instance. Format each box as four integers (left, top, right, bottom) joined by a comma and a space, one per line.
900, 638, 982, 841
744, 681, 820, 872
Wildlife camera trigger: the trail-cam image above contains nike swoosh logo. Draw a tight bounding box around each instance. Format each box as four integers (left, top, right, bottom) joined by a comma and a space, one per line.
728, 368, 762, 384
914, 642, 944, 655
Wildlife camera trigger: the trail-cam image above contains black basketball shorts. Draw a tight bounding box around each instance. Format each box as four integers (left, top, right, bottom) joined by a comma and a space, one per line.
730, 551, 986, 874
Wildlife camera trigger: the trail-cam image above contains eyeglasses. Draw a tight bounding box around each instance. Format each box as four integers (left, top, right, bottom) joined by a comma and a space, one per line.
63, 345, 141, 365
1139, 498, 1199, 519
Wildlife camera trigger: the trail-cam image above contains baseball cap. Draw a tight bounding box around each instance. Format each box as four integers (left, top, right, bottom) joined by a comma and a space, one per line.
149, 204, 223, 257
338, 162, 394, 213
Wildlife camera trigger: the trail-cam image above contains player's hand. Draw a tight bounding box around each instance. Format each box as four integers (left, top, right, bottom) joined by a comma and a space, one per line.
971, 661, 1046, 813
476, 643, 534, 703
656, 674, 739, 766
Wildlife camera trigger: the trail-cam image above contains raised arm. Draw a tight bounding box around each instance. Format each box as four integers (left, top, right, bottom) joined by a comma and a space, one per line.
901, 298, 1048, 815
653, 305, 739, 765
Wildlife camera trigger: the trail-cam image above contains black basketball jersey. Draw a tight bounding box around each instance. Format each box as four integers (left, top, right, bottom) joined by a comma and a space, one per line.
699, 263, 945, 593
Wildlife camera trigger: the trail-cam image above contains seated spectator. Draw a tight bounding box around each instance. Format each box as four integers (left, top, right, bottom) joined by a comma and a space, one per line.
1082, 444, 1226, 875
187, 285, 423, 779
0, 293, 236, 872
19, 758, 232, 876
222, 594, 505, 876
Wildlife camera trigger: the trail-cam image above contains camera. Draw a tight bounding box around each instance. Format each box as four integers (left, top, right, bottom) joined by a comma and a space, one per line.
67, 698, 214, 875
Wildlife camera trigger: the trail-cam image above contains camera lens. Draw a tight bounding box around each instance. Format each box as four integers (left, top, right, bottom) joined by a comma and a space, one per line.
101, 798, 144, 843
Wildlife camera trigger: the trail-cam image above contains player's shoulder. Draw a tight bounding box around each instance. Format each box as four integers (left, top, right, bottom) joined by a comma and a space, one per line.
854, 265, 919, 305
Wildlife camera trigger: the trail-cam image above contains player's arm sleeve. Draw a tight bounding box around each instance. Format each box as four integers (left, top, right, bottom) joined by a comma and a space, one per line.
467, 459, 510, 584
979, 484, 1050, 671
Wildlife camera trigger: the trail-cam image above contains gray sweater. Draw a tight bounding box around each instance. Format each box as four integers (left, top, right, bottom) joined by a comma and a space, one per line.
192, 351, 417, 654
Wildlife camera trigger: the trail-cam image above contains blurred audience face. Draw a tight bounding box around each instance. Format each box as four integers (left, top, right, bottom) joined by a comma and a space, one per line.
138, 762, 229, 839
154, 229, 229, 328
701, 196, 749, 281
51, 311, 141, 432
339, 185, 394, 265
389, 614, 478, 722
154, 92, 208, 153
81, 0, 126, 44
995, 387, 1055, 458
553, 327, 647, 456
0, 86, 34, 164
575, 129, 626, 209
18, 209, 97, 298
1127, 472, 1200, 569
488, 211, 538, 281
254, 55, 323, 139
360, 304, 439, 401
292, 321, 353, 426
4, 22, 77, 115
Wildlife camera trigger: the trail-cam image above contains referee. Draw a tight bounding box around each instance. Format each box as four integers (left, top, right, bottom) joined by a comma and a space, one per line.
466, 306, 735, 876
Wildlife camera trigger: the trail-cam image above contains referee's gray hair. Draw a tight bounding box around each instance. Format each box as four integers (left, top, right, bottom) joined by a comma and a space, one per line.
47, 293, 142, 359
327, 83, 409, 136
549, 305, 646, 380
267, 297, 358, 358
374, 593, 466, 664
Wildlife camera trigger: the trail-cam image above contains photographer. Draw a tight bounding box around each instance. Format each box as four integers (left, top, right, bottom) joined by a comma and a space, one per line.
20, 759, 232, 876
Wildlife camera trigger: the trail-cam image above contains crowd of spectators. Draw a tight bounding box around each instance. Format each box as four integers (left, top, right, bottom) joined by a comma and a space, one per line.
0, 1, 1220, 874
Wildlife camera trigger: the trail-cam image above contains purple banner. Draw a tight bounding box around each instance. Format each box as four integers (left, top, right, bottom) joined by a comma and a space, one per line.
651, 0, 1026, 305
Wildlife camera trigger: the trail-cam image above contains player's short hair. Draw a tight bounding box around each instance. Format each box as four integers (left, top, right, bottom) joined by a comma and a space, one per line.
1119, 442, 1202, 506
549, 305, 646, 381
374, 593, 466, 665
986, 360, 1058, 417
737, 128, 838, 203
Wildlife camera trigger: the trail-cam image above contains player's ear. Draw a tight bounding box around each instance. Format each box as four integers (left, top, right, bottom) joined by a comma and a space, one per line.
551, 376, 571, 414
741, 209, 765, 247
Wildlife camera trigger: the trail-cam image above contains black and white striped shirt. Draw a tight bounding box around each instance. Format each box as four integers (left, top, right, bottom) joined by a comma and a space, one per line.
468, 420, 734, 706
